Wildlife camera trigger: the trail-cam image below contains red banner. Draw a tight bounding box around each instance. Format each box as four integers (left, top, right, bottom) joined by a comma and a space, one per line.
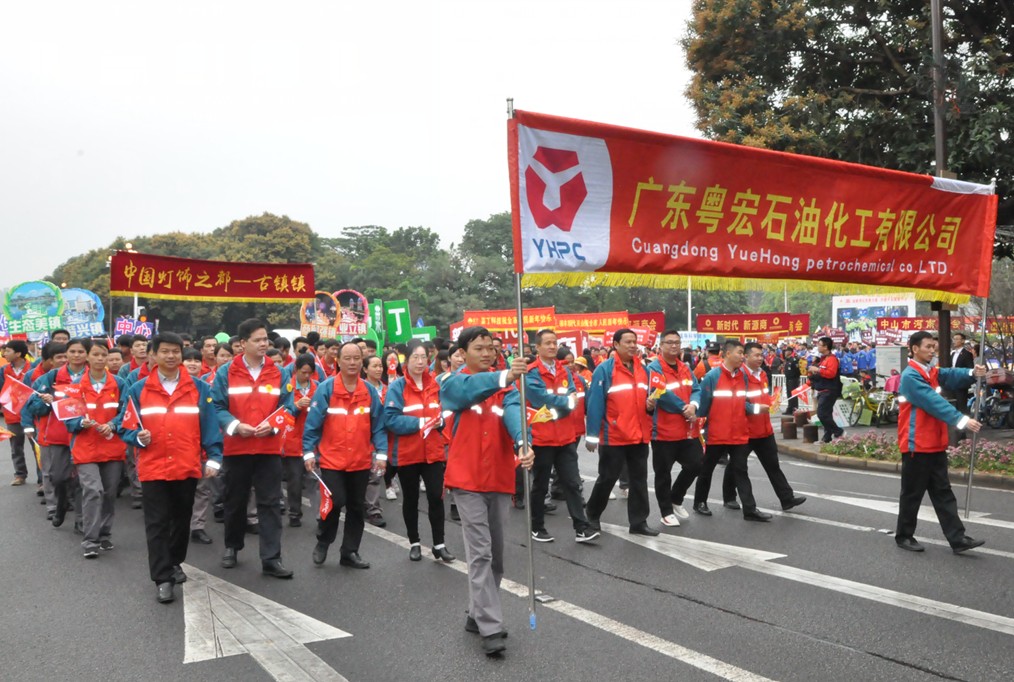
509, 110, 997, 302
876, 317, 938, 332
697, 313, 809, 337
462, 307, 556, 330
554, 311, 629, 332
110, 251, 315, 303
629, 311, 665, 333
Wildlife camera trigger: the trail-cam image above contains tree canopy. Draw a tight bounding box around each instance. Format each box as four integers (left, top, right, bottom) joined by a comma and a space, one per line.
683, 0, 1012, 252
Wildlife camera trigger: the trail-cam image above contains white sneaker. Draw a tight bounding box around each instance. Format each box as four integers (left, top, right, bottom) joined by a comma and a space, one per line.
660, 514, 680, 527
673, 505, 690, 520
608, 490, 617, 500
385, 487, 397, 501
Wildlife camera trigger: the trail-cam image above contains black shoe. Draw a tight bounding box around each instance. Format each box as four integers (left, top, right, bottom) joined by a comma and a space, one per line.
952, 536, 985, 554
466, 615, 508, 637
575, 528, 600, 543
73, 522, 84, 536
513, 497, 525, 510
450, 505, 460, 521
99, 539, 114, 551
544, 502, 557, 513
629, 523, 660, 536
262, 560, 294, 578
482, 633, 507, 656
312, 542, 329, 565
190, 529, 213, 544
245, 523, 260, 535
896, 537, 925, 552
586, 517, 601, 533
83, 549, 99, 559
36, 486, 45, 497
409, 545, 422, 561
723, 500, 741, 510
339, 552, 370, 569
46, 510, 54, 521
717, 455, 729, 465
221, 547, 238, 568
781, 496, 806, 511
743, 509, 773, 522
51, 503, 67, 528
433, 546, 455, 563
693, 503, 712, 516
172, 565, 187, 584
156, 582, 174, 604
289, 517, 302, 528
366, 515, 386, 528
532, 529, 554, 543
131, 499, 143, 510
213, 510, 224, 523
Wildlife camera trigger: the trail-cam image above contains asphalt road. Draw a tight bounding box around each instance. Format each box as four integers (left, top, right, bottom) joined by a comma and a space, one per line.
2, 441, 1012, 682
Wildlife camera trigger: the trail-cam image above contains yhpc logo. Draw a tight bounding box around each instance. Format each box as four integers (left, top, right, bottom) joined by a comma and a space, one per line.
517, 126, 612, 272
524, 147, 587, 232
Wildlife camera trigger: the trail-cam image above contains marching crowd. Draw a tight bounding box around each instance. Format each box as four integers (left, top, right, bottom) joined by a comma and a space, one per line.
0, 321, 990, 657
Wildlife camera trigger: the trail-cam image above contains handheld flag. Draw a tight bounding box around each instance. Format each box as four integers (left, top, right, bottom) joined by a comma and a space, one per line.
387, 359, 398, 380
526, 405, 554, 424
768, 388, 783, 415
263, 406, 296, 430
790, 381, 811, 406
421, 414, 442, 438
649, 373, 667, 401
52, 397, 88, 421
311, 469, 334, 520
0, 376, 36, 415
0, 426, 14, 441
121, 397, 142, 431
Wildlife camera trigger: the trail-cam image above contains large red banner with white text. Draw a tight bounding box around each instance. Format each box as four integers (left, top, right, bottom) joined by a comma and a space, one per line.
697, 313, 809, 337
508, 111, 997, 302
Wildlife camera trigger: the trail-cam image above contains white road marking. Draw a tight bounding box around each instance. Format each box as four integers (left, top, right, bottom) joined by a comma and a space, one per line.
182, 564, 352, 681
802, 491, 1014, 530
605, 525, 1014, 637
360, 523, 774, 681
783, 459, 1014, 495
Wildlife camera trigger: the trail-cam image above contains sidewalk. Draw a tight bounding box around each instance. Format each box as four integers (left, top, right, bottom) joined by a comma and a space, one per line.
774, 420, 1014, 492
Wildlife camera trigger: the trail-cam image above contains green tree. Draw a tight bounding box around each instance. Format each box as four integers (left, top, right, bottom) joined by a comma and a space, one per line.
683, 0, 1012, 250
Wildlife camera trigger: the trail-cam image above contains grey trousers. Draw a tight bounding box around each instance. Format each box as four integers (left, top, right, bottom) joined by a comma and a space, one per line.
190, 475, 212, 531
42, 444, 80, 520
452, 489, 510, 637
77, 460, 122, 551
39, 444, 57, 512
124, 445, 142, 498
364, 468, 383, 517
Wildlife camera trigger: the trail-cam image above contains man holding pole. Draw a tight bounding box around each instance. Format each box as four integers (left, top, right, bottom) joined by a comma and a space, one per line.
440, 326, 534, 657
895, 331, 986, 554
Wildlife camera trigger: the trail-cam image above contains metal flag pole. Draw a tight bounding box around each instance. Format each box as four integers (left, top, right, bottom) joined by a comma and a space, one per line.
508, 97, 538, 631
964, 296, 990, 518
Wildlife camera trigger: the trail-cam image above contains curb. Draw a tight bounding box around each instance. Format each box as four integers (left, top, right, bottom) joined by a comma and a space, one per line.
777, 441, 1014, 492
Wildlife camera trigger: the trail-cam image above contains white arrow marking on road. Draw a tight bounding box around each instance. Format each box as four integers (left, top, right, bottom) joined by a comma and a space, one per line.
182, 564, 352, 681
602, 523, 1014, 637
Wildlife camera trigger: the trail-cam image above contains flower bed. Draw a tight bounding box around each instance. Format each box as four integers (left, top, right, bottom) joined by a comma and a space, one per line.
819, 432, 1014, 476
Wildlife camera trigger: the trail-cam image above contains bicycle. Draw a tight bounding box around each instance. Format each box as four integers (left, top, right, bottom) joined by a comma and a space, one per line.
842, 381, 897, 427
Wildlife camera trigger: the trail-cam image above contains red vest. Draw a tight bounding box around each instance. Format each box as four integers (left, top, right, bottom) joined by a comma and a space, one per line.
528, 358, 577, 447
897, 361, 949, 453
319, 378, 375, 471
444, 368, 518, 494
283, 380, 317, 457
602, 360, 651, 446
136, 371, 204, 481
705, 367, 750, 445
222, 357, 285, 456
37, 365, 80, 447
388, 373, 446, 466
2, 361, 31, 424
72, 370, 126, 464
651, 359, 699, 441
570, 373, 587, 437
745, 369, 774, 440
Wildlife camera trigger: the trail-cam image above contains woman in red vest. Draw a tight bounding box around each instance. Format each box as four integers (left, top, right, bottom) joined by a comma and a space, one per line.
67, 340, 127, 558
282, 354, 318, 528
385, 340, 453, 562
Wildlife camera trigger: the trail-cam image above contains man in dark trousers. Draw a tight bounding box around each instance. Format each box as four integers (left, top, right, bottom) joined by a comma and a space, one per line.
782, 346, 802, 415
949, 332, 975, 415
809, 337, 843, 443
895, 331, 986, 554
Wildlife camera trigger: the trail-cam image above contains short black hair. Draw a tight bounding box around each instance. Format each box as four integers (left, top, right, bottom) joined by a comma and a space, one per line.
363, 339, 378, 351
265, 348, 281, 358
818, 336, 834, 351
106, 347, 122, 357
4, 340, 28, 358
660, 329, 681, 340
535, 329, 556, 343
294, 353, 316, 371
179, 333, 193, 343
293, 336, 309, 347
744, 341, 763, 354
273, 336, 291, 351
556, 347, 574, 361
458, 326, 493, 351
132, 334, 149, 346
151, 332, 184, 353
324, 339, 339, 349
116, 335, 133, 348
237, 318, 267, 341
724, 339, 744, 352
214, 343, 233, 356
612, 328, 636, 345
182, 347, 202, 361
908, 331, 936, 352
67, 337, 92, 353
43, 343, 66, 360
433, 336, 449, 351
306, 331, 321, 345
51, 329, 71, 339
201, 335, 218, 347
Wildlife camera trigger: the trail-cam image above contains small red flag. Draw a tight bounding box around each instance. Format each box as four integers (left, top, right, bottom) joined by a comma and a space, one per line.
0, 425, 14, 441
421, 414, 441, 438
649, 373, 666, 392
790, 381, 811, 399
319, 482, 334, 520
263, 406, 296, 430
121, 397, 142, 431
0, 377, 35, 415
52, 398, 88, 421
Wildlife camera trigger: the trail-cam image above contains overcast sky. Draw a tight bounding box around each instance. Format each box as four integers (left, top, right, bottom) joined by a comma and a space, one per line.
1, 1, 697, 286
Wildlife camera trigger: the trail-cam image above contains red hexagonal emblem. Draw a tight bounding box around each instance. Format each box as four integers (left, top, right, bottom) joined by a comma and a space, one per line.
525, 147, 587, 232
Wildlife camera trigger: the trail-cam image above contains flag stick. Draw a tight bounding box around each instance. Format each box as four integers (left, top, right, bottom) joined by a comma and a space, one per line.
510, 93, 537, 632
310, 468, 332, 497
964, 295, 990, 519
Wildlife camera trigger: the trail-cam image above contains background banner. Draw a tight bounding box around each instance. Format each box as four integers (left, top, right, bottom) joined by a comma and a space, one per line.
463, 307, 556, 330
509, 110, 998, 302
110, 251, 314, 303
697, 313, 809, 337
